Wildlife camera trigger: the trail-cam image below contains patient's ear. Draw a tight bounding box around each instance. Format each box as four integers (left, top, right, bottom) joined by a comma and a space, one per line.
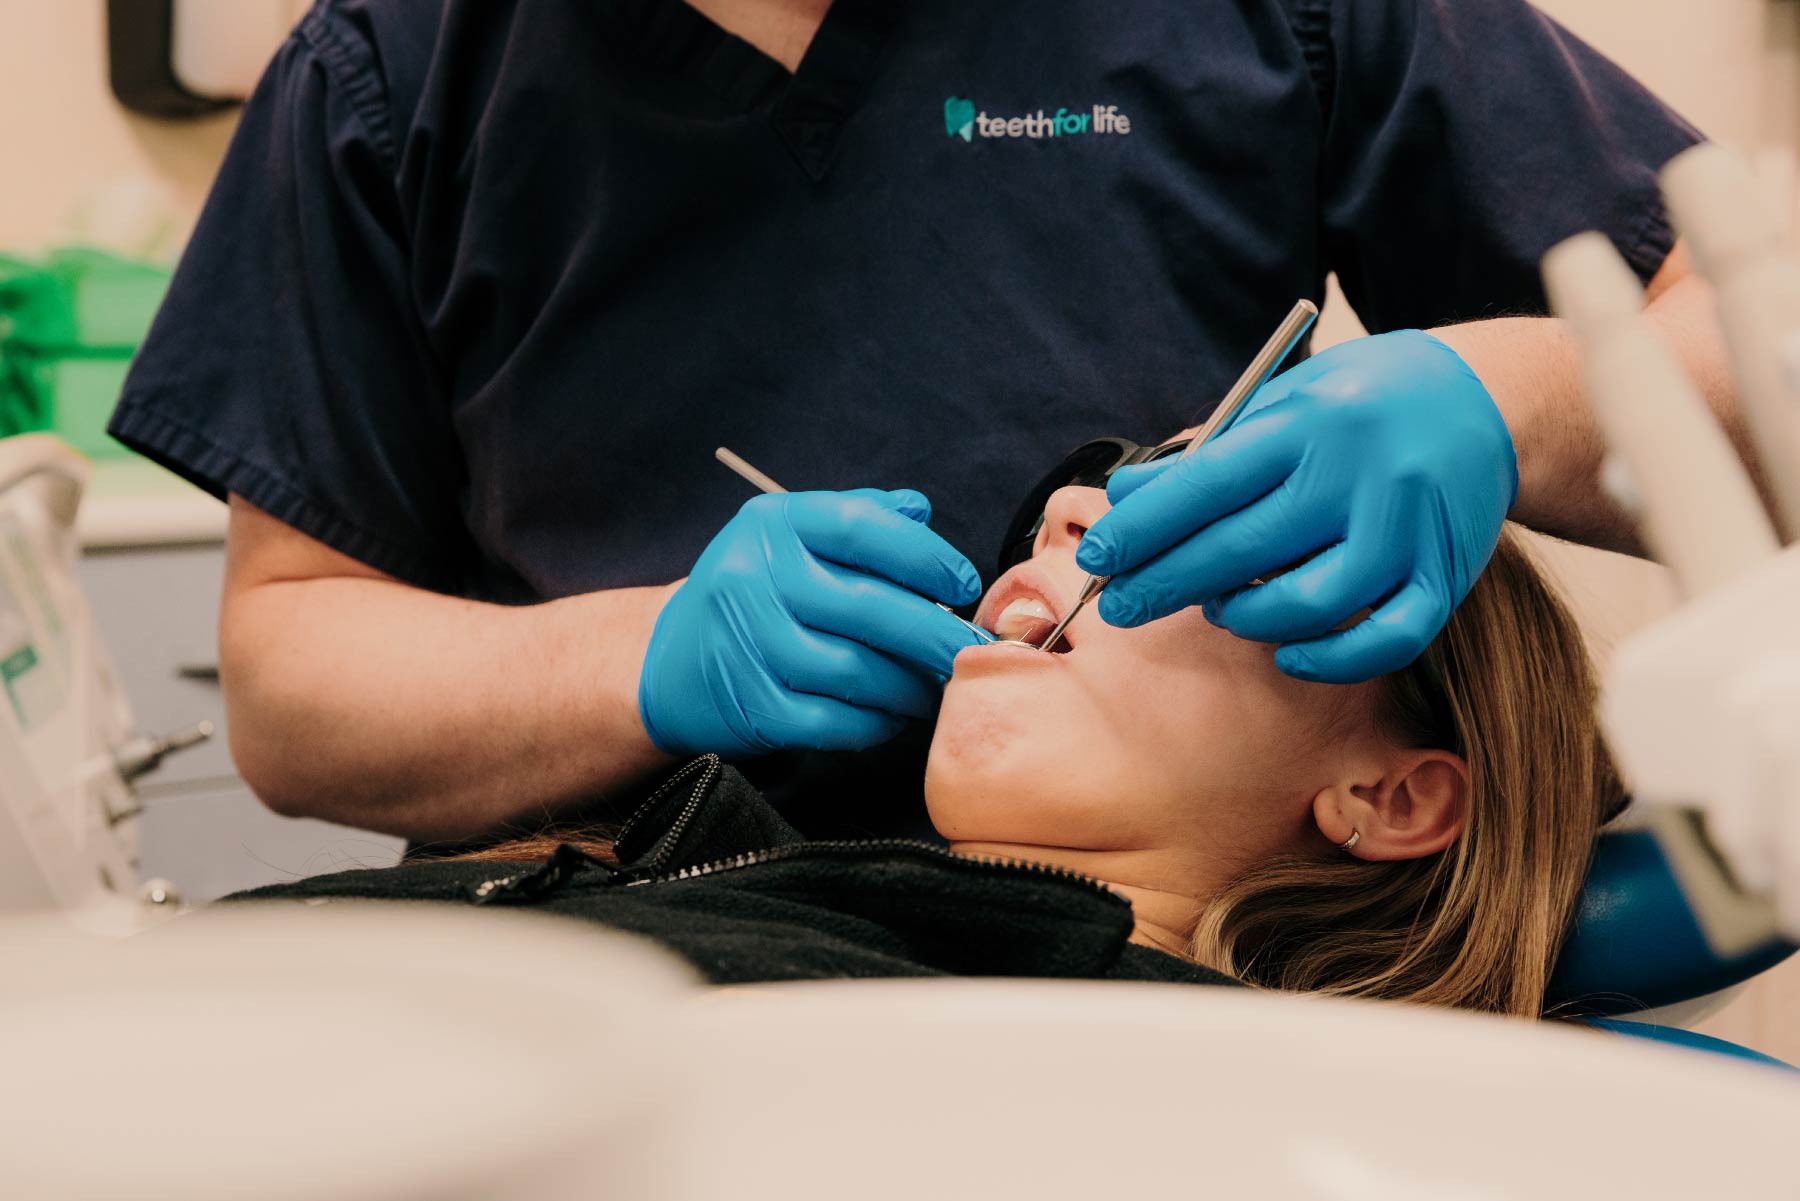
1311, 751, 1469, 861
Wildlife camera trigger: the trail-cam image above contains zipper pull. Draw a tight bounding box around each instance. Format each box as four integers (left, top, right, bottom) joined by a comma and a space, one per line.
470, 843, 615, 906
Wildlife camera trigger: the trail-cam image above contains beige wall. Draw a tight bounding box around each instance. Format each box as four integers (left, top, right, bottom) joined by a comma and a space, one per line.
0, 1, 239, 253
3, 2, 1795, 1053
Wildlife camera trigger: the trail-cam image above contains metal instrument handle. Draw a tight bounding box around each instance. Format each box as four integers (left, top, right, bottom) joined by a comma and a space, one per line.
714, 447, 996, 643
1034, 298, 1319, 653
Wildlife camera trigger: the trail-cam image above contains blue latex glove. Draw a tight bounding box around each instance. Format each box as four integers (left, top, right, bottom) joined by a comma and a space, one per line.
1078, 330, 1518, 683
639, 489, 988, 758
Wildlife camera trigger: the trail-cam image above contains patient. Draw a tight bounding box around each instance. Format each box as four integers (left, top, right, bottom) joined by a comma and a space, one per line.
933, 486, 1620, 1016
232, 486, 1619, 1019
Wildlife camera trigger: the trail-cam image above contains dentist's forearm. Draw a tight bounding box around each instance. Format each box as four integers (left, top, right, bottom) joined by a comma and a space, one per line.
223, 577, 677, 841
221, 502, 678, 842
1431, 265, 1762, 556
1429, 313, 1633, 552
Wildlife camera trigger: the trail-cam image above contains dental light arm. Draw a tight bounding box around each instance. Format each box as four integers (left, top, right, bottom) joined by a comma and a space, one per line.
1542, 234, 1781, 595
1542, 144, 1800, 948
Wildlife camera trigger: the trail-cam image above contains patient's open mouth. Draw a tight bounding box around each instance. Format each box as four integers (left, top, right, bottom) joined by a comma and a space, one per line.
979, 585, 1077, 653
990, 595, 1058, 646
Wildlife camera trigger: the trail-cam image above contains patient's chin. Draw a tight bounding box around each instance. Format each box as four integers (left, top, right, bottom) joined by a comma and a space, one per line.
923, 767, 1027, 842
925, 688, 1063, 839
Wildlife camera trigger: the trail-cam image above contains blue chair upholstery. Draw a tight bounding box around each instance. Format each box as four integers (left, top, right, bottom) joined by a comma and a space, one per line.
1584, 1018, 1798, 1073
1550, 831, 1797, 1071
1551, 830, 1797, 1014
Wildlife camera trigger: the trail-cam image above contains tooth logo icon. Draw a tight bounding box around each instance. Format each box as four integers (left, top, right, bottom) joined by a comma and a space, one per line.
944, 96, 976, 142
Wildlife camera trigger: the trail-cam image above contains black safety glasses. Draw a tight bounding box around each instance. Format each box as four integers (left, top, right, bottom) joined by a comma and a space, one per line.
996, 436, 1192, 576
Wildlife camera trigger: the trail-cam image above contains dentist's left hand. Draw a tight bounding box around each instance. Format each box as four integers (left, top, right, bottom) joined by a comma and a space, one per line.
638, 489, 988, 759
1076, 330, 1517, 683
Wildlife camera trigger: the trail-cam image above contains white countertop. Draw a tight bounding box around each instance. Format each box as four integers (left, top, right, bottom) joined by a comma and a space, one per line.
78, 458, 227, 549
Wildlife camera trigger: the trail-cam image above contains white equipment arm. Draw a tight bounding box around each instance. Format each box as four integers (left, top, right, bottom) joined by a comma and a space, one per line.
1542, 143, 1800, 946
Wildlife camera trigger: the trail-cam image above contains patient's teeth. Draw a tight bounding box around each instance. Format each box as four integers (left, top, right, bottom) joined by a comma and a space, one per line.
993, 596, 1059, 642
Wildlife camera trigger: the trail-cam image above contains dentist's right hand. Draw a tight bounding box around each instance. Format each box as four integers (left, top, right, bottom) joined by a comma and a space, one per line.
637, 489, 988, 759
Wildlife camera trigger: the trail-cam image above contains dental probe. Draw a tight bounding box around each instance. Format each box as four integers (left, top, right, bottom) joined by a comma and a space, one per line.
1032, 298, 1320, 654
714, 447, 788, 496
713, 447, 999, 644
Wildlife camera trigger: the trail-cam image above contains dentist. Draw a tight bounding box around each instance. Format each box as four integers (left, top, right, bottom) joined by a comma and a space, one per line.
112, 0, 1743, 841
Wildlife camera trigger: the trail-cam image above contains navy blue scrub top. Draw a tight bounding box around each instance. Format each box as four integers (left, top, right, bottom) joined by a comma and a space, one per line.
112, 0, 1701, 604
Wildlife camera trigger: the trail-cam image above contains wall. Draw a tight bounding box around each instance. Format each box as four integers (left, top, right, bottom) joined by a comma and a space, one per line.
1, 1, 1795, 1052
0, 2, 241, 253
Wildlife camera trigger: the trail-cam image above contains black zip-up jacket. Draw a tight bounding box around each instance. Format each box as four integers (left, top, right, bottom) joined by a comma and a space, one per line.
228, 756, 1235, 988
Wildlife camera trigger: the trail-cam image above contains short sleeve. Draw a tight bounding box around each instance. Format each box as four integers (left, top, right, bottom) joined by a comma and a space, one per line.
1307, 0, 1705, 333
109, 8, 470, 593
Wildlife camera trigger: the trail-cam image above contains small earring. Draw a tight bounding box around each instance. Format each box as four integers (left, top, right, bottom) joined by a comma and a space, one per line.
1339, 830, 1361, 853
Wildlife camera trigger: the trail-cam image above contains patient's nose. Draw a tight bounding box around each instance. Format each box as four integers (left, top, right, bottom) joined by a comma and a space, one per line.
1033, 486, 1111, 559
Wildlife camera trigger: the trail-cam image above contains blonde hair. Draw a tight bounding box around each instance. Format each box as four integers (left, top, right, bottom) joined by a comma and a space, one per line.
1190, 526, 1622, 1017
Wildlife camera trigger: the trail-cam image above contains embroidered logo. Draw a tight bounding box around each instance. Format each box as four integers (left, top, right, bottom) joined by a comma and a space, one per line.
945, 96, 977, 142
943, 97, 1133, 141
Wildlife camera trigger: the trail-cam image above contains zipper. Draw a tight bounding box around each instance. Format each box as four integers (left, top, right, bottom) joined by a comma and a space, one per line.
476, 752, 1126, 910
625, 836, 1127, 906
622, 754, 723, 880
472, 841, 614, 905
473, 754, 721, 904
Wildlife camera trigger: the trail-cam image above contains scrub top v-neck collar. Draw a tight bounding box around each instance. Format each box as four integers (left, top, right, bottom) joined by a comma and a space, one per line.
616, 0, 907, 180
